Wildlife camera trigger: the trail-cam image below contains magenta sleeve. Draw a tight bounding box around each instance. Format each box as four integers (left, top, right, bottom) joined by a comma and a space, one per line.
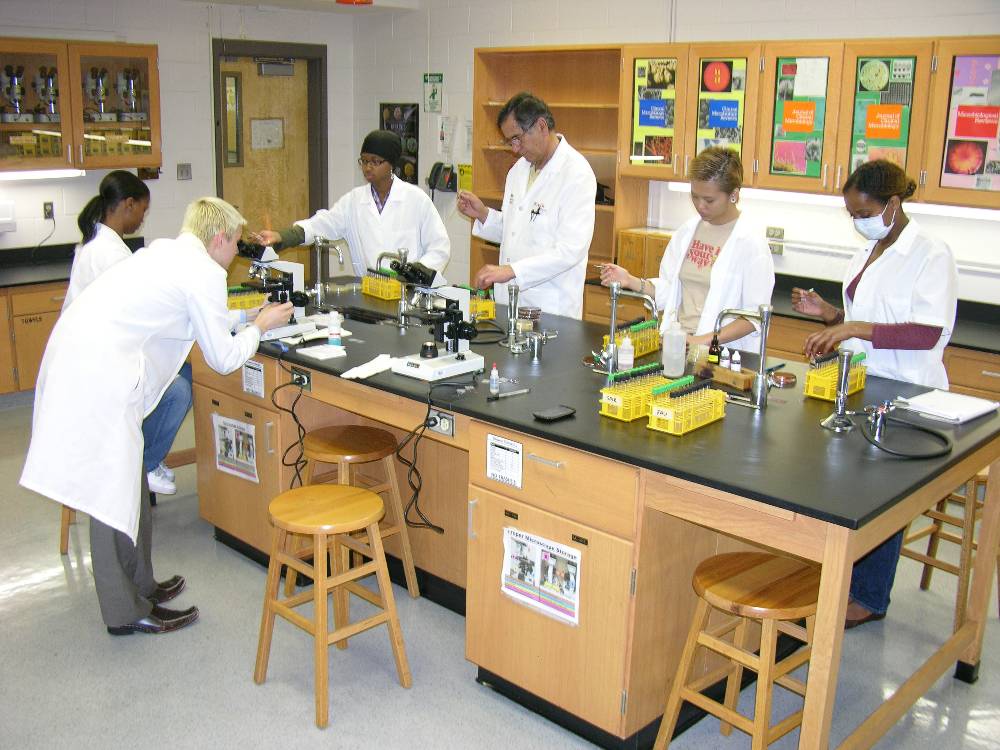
871, 323, 942, 350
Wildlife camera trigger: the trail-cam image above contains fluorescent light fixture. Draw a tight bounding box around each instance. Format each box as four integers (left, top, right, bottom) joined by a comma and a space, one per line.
904, 201, 1000, 222
0, 169, 86, 181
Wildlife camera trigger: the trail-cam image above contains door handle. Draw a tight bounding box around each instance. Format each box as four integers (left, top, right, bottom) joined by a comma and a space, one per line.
265, 421, 274, 454
468, 498, 478, 540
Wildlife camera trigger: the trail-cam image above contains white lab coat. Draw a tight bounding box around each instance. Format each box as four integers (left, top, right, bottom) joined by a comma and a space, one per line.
473, 136, 596, 319
841, 219, 956, 389
650, 213, 774, 352
20, 232, 261, 542
63, 223, 132, 310
294, 176, 451, 276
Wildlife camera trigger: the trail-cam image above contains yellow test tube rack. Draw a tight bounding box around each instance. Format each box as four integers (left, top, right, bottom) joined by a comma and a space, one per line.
647, 379, 726, 436
602, 319, 661, 358
457, 286, 496, 320
599, 364, 672, 422
362, 269, 402, 301
227, 287, 268, 310
803, 353, 867, 402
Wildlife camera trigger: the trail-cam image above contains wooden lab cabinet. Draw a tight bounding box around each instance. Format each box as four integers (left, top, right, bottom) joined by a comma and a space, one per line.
0, 289, 15, 393
0, 37, 161, 171
192, 351, 282, 552
945, 346, 1000, 401
0, 280, 68, 392
616, 227, 672, 280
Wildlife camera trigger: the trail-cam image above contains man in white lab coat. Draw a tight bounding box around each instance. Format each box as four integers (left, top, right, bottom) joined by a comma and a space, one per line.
458, 93, 596, 319
20, 197, 293, 636
254, 130, 451, 281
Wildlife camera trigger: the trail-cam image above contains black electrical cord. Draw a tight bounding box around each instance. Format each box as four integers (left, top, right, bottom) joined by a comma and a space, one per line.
271, 350, 309, 488
472, 319, 507, 345
395, 376, 478, 533
856, 414, 953, 459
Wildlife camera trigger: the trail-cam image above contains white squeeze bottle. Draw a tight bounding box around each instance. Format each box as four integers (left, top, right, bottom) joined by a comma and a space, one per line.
489, 362, 500, 396
661, 313, 687, 379
618, 334, 635, 370
328, 310, 343, 346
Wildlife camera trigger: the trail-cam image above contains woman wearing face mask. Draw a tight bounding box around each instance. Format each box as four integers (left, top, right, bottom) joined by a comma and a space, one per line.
792, 159, 958, 629
601, 146, 773, 350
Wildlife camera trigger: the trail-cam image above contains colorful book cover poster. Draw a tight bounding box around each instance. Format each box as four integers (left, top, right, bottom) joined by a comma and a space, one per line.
501, 527, 581, 626
696, 57, 746, 157
631, 57, 678, 165
380, 102, 419, 184
940, 55, 1000, 191
849, 56, 916, 172
769, 57, 829, 177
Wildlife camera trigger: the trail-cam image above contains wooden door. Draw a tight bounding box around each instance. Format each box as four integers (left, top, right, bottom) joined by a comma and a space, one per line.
619, 43, 690, 180
465, 487, 634, 735
193, 383, 282, 552
219, 56, 310, 236
755, 41, 844, 193
922, 36, 1000, 208
834, 40, 934, 195
685, 43, 763, 178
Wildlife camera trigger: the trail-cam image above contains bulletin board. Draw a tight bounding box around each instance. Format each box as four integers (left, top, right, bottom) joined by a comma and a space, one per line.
630, 57, 679, 165
849, 56, 916, 172
768, 57, 829, 178
939, 55, 1000, 192
695, 57, 747, 157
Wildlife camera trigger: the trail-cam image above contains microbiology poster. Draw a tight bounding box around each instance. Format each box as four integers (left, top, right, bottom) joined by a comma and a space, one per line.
768, 57, 829, 178
940, 55, 1000, 192
631, 57, 679, 165
696, 57, 747, 157
849, 56, 916, 172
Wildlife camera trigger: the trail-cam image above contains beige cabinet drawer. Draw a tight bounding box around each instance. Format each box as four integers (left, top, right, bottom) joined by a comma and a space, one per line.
190, 345, 281, 403
468, 420, 639, 539
10, 282, 68, 315
946, 348, 1000, 398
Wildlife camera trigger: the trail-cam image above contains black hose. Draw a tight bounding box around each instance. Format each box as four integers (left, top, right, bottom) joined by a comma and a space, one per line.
857, 414, 953, 459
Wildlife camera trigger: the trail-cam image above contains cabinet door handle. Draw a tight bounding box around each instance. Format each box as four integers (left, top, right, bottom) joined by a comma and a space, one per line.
51, 295, 65, 303
684, 154, 691, 175
527, 453, 563, 469
671, 153, 678, 173
835, 164, 843, 190
79, 144, 84, 163
67, 144, 72, 164
982, 369, 1000, 379
468, 498, 478, 540
265, 421, 274, 454
821, 163, 829, 189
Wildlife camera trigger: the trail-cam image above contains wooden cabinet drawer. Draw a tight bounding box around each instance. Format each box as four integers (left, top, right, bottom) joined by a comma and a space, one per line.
946, 348, 1000, 398
10, 282, 68, 315
767, 315, 821, 361
468, 420, 639, 539
583, 285, 649, 327
190, 345, 281, 404
642, 235, 670, 279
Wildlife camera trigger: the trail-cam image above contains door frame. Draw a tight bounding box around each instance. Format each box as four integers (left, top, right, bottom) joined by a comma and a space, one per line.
211, 38, 328, 217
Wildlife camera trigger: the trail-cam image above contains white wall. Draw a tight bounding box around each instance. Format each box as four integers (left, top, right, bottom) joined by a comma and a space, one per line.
350, 0, 1000, 301
0, 0, 356, 251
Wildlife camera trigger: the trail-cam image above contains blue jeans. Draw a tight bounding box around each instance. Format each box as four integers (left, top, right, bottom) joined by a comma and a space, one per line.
849, 529, 905, 615
141, 362, 193, 473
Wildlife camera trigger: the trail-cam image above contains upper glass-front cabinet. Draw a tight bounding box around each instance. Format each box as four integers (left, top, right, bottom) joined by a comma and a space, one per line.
0, 38, 160, 172
0, 38, 74, 170
67, 42, 161, 169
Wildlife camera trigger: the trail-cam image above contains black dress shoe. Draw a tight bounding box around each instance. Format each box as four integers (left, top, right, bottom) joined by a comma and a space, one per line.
148, 575, 185, 605
107, 604, 199, 635
844, 609, 887, 630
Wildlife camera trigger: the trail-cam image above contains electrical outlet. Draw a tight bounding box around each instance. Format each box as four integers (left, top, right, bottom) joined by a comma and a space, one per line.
766, 226, 784, 255
176, 163, 192, 181
43, 202, 54, 220
426, 408, 455, 437
290, 366, 311, 391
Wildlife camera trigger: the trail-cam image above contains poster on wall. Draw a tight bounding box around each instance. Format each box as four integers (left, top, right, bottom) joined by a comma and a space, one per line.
380, 102, 419, 184
630, 57, 679, 165
212, 414, 258, 484
940, 55, 1000, 192
768, 57, 829, 177
695, 57, 747, 157
501, 527, 581, 626
849, 56, 917, 172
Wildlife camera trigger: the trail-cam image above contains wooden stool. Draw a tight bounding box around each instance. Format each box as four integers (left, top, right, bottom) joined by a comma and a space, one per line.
288, 425, 419, 598
59, 505, 76, 554
254, 484, 411, 728
654, 552, 820, 749
902, 467, 999, 626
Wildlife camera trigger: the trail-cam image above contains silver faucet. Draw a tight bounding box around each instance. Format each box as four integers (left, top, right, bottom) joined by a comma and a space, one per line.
310, 236, 344, 309
596, 282, 660, 384
500, 282, 529, 353
821, 349, 856, 432
375, 248, 407, 273
713, 304, 772, 410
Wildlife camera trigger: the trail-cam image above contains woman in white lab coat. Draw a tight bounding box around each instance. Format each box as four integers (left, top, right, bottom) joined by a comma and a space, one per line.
600, 147, 773, 350
792, 159, 958, 628
458, 92, 597, 319
254, 130, 450, 279
21, 198, 292, 635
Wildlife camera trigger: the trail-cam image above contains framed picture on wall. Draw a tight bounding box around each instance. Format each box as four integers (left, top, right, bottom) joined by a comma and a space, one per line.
380, 102, 419, 184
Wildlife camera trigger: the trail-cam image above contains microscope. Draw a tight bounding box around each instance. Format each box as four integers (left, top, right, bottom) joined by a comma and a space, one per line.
85, 67, 117, 122
236, 240, 317, 341
1, 65, 34, 123
390, 286, 485, 381
33, 66, 59, 123
116, 68, 146, 122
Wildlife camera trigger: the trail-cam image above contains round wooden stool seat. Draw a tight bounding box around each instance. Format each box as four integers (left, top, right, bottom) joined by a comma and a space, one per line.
269, 484, 384, 536
693, 552, 820, 621
303, 425, 397, 464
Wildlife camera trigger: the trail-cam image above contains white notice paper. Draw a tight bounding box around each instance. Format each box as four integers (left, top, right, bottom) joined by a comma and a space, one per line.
212, 414, 259, 483
242, 360, 264, 398
501, 527, 581, 626
792, 58, 829, 98
486, 433, 522, 489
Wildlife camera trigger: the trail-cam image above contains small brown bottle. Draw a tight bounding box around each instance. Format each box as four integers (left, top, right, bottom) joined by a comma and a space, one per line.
708, 334, 721, 365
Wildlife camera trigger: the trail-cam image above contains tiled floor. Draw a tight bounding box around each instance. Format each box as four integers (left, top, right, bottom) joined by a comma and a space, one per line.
2, 394, 998, 749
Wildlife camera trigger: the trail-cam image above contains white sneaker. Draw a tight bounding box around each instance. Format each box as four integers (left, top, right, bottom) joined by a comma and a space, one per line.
158, 462, 175, 481
147, 466, 177, 495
